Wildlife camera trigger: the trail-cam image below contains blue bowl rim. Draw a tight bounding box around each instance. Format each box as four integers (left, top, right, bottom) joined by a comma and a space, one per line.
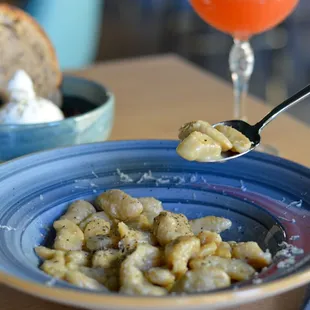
0, 75, 114, 131
1, 138, 309, 174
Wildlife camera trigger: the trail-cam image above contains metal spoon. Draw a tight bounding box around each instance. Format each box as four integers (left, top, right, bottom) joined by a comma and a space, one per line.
211, 84, 310, 163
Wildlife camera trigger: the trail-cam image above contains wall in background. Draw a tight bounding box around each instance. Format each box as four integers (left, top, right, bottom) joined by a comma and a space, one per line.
97, 0, 310, 125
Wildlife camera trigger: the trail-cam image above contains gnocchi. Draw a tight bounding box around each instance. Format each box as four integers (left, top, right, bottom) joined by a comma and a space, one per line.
138, 197, 163, 225
153, 211, 193, 246
36, 189, 272, 295
215, 124, 252, 154
60, 200, 96, 224
92, 249, 123, 269
79, 211, 111, 231
65, 250, 91, 270
145, 267, 175, 288
83, 218, 110, 240
65, 270, 107, 290
231, 242, 272, 268
172, 267, 231, 293
177, 120, 252, 162
96, 189, 143, 221
120, 244, 167, 296
53, 219, 84, 251
41, 250, 67, 279
178, 120, 232, 151
189, 256, 256, 281
165, 236, 200, 278
176, 131, 222, 162
190, 216, 232, 234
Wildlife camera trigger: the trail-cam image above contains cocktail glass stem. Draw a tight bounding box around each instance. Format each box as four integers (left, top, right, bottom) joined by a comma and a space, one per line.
229, 39, 278, 155
229, 39, 254, 121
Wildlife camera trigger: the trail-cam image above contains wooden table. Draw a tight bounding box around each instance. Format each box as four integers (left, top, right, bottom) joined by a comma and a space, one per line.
1, 54, 309, 310
77, 54, 310, 167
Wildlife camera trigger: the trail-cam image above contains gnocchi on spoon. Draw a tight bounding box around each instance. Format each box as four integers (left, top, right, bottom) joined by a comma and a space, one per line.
177, 84, 310, 163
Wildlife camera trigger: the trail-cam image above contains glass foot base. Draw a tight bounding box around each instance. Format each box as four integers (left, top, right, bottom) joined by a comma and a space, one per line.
256, 144, 279, 156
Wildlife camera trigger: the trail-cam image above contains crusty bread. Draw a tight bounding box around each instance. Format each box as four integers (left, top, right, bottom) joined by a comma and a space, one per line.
0, 4, 62, 99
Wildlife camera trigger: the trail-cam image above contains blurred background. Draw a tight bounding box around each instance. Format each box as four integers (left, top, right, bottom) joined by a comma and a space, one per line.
3, 0, 310, 125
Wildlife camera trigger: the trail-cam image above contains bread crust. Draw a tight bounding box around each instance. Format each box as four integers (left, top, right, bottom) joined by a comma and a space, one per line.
0, 3, 62, 89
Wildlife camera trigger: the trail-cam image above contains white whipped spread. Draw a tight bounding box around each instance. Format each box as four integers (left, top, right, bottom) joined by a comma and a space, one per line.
0, 70, 64, 124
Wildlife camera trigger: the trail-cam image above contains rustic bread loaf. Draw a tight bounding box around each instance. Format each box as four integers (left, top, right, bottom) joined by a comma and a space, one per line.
0, 4, 62, 99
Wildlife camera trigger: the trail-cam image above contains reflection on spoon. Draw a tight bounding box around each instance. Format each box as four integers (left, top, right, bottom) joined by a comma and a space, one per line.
177, 84, 310, 163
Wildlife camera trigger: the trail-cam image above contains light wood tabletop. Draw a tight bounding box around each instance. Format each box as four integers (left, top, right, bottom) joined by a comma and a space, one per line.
76, 54, 310, 167
1, 54, 309, 310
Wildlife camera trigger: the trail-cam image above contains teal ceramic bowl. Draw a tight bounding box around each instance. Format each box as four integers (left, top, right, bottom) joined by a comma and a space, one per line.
0, 75, 114, 161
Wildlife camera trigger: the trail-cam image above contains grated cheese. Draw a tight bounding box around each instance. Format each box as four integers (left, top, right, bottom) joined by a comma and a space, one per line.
116, 169, 133, 183
91, 171, 99, 178
240, 180, 247, 192
0, 225, 16, 231
287, 200, 303, 208
252, 278, 263, 284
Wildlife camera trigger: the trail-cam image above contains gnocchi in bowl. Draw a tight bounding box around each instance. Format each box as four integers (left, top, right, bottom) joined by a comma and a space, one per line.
35, 189, 272, 295
0, 140, 309, 310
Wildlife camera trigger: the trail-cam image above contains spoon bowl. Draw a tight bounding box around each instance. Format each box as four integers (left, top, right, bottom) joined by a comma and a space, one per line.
209, 84, 310, 163
209, 120, 261, 163
214, 120, 261, 146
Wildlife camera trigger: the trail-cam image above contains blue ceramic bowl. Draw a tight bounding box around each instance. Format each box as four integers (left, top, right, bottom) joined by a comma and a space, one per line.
0, 75, 114, 161
0, 140, 309, 310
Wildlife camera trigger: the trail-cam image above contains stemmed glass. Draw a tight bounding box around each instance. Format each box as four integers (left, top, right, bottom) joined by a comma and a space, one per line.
190, 0, 299, 155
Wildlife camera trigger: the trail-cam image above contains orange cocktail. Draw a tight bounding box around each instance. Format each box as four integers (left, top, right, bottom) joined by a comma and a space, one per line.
190, 0, 298, 40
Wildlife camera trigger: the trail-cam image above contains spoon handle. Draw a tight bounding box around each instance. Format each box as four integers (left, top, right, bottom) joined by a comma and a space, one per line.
253, 84, 310, 132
